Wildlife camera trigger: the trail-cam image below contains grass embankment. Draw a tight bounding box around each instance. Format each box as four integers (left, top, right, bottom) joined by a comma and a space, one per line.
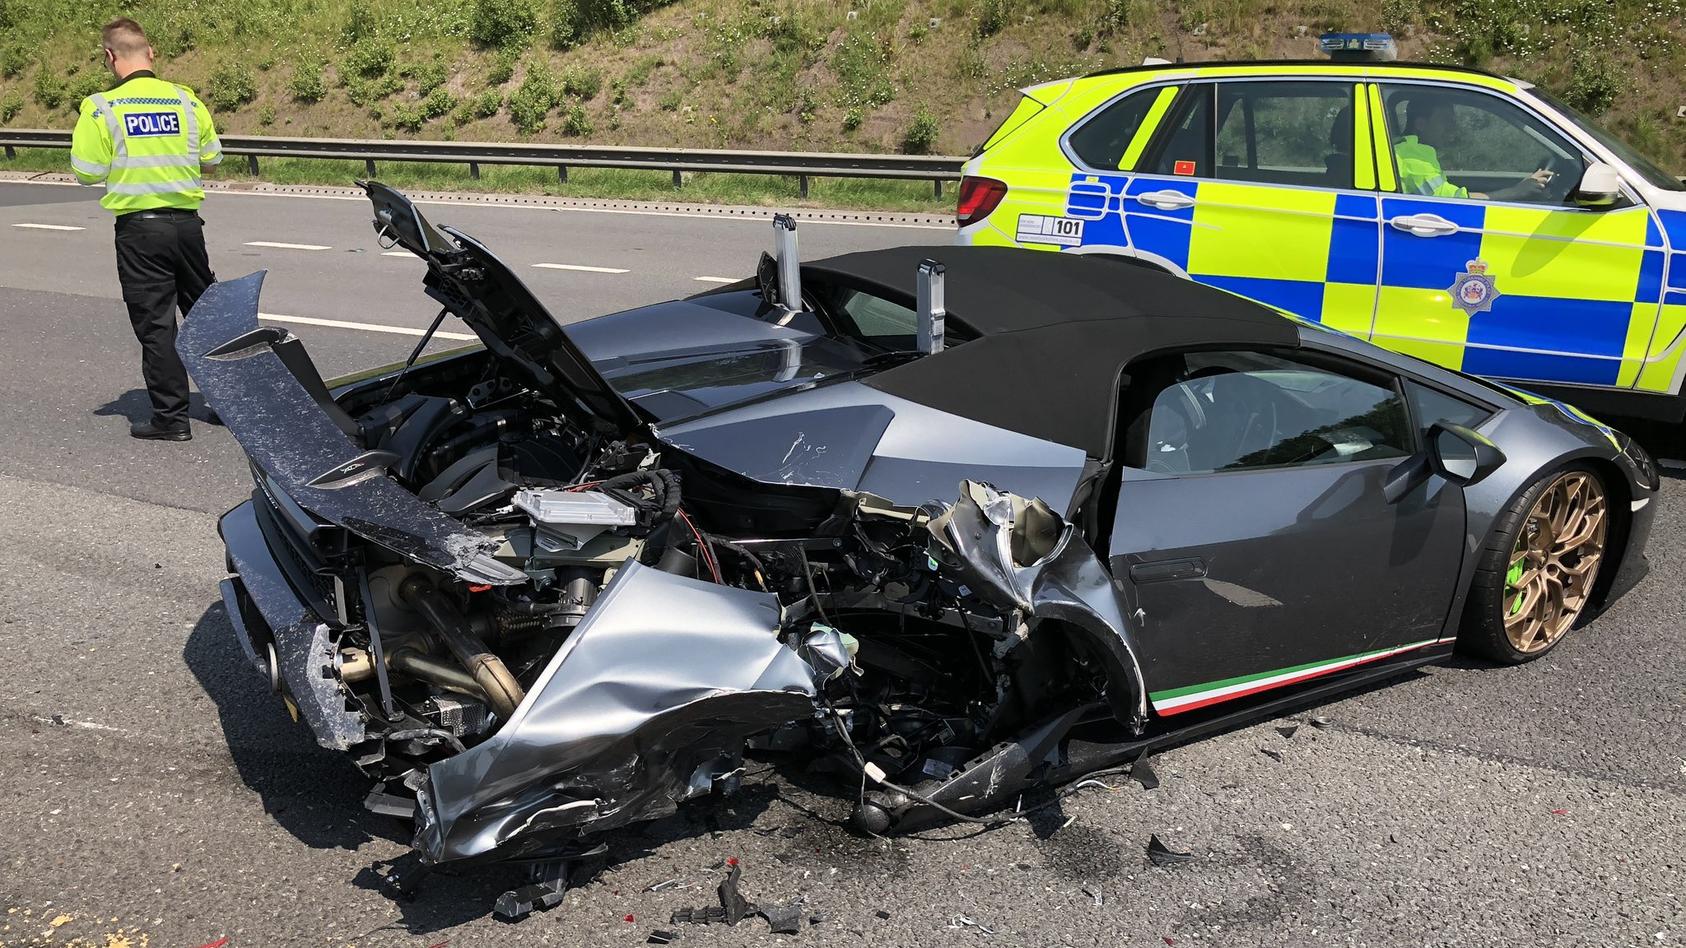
1, 148, 954, 211
1, 0, 1682, 193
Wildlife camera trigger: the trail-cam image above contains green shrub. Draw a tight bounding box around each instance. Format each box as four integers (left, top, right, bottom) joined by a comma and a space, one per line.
0, 90, 23, 124
65, 71, 109, 108
487, 47, 519, 86
902, 107, 939, 154
1562, 49, 1620, 115
0, 45, 28, 79
625, 54, 662, 86
471, 89, 503, 117
795, 87, 816, 124
288, 60, 326, 103
561, 64, 602, 100
471, 0, 537, 48
559, 101, 593, 136
346, 73, 403, 106
507, 64, 558, 132
412, 60, 450, 96
32, 70, 65, 110
389, 102, 426, 132
975, 0, 1011, 37
550, 0, 582, 49
258, 104, 276, 127
657, 87, 682, 111
206, 61, 258, 112
421, 87, 458, 118
842, 106, 863, 131
342, 37, 395, 80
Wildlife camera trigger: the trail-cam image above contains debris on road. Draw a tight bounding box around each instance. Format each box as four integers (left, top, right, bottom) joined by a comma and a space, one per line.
645, 878, 684, 893
1308, 715, 1333, 729
1260, 748, 1284, 763
1276, 724, 1299, 739
1147, 834, 1195, 867
646, 931, 676, 945
1132, 751, 1161, 791
670, 859, 808, 934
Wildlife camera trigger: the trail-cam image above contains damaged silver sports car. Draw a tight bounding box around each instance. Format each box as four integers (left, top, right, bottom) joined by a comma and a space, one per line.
190, 183, 1658, 875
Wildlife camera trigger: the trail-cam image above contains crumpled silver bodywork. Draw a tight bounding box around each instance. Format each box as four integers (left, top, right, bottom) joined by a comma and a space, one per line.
925, 482, 1148, 727
414, 562, 824, 864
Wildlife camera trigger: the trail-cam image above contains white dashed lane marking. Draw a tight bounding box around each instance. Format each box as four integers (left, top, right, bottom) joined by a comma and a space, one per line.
531, 263, 630, 274
259, 312, 477, 341
693, 276, 738, 284
12, 223, 86, 231
244, 240, 332, 251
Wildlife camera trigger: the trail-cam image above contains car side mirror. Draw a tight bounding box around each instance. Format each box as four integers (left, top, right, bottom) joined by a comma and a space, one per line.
1571, 161, 1623, 209
1428, 422, 1505, 485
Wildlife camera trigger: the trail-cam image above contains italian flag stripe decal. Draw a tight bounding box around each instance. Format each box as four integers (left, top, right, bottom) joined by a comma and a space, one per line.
1149, 638, 1450, 716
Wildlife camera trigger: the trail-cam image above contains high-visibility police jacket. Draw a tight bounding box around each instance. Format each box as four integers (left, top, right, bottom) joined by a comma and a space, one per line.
1392, 134, 1467, 199
70, 71, 223, 214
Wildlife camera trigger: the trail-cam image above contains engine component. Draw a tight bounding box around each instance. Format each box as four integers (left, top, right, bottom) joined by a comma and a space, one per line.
514, 488, 639, 552
398, 576, 526, 719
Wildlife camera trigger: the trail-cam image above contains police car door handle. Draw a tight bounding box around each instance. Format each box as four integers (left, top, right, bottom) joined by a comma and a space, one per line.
1135, 190, 1197, 211
1389, 213, 1459, 238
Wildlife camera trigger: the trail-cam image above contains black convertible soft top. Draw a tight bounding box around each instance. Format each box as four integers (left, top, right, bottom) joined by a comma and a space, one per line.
803, 246, 1302, 458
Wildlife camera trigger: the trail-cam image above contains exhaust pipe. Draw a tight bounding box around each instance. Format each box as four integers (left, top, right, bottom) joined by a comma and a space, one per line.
398, 576, 525, 720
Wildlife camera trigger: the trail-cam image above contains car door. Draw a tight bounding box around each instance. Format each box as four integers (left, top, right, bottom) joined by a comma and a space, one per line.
1106, 346, 1467, 717
1102, 79, 1382, 336
1370, 81, 1658, 388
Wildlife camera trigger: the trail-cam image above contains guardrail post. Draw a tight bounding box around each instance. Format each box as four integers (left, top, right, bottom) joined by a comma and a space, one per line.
366, 159, 378, 178
798, 174, 809, 199
469, 161, 481, 180
3, 145, 14, 160
933, 179, 943, 199
672, 169, 683, 189
557, 165, 568, 184
246, 154, 259, 175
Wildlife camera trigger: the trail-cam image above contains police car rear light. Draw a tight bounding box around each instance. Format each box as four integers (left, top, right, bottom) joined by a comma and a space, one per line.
1318, 32, 1398, 61
956, 176, 1008, 227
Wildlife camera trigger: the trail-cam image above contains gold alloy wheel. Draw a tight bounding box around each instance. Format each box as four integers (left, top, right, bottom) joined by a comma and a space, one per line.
1504, 471, 1607, 654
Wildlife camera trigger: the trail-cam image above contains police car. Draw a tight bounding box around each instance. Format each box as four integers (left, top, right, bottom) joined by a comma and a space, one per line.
956, 35, 1686, 424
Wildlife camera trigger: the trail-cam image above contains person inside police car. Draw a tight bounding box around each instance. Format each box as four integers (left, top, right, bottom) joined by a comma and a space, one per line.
70, 17, 223, 442
1394, 95, 1554, 202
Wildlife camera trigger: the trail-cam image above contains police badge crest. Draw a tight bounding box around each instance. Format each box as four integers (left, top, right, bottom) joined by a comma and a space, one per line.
1448, 259, 1500, 316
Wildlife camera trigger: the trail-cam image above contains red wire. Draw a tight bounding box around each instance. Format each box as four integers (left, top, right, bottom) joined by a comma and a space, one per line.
677, 508, 722, 582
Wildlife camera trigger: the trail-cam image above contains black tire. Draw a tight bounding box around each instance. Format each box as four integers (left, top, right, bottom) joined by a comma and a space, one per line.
1458, 463, 1609, 664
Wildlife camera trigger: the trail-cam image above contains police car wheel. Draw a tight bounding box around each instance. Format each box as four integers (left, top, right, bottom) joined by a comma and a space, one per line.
1459, 463, 1609, 664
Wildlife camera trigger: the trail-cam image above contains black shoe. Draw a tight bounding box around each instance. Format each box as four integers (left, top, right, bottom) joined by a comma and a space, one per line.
131, 420, 192, 442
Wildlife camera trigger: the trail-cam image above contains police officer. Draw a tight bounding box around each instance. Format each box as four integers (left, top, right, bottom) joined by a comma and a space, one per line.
71, 17, 223, 441
1394, 97, 1553, 202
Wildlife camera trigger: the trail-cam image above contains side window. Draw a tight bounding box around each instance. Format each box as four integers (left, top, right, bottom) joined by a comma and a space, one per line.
1146, 84, 1213, 178
1405, 380, 1492, 438
1067, 86, 1162, 171
1213, 81, 1355, 189
1140, 350, 1411, 474
837, 289, 917, 340
1378, 84, 1584, 204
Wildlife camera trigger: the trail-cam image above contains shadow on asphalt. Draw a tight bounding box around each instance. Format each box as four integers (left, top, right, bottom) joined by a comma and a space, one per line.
94, 388, 224, 427
182, 601, 390, 853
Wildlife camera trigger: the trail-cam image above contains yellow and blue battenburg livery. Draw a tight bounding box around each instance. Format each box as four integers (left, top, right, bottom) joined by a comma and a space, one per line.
958, 40, 1686, 424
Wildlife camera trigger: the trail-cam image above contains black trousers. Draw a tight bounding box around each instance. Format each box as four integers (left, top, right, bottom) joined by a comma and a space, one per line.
114, 210, 216, 427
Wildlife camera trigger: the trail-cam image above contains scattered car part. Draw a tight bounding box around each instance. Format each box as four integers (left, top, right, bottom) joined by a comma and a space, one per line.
1147, 834, 1195, 867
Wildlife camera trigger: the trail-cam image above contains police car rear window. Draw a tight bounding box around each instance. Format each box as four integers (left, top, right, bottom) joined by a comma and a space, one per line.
1067, 87, 1160, 171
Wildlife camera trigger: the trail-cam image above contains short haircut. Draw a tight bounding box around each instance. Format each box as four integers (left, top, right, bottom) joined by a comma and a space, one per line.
102, 18, 150, 58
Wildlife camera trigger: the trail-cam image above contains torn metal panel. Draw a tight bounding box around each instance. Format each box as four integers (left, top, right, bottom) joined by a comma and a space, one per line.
415, 562, 822, 863
928, 481, 1148, 727
178, 272, 522, 586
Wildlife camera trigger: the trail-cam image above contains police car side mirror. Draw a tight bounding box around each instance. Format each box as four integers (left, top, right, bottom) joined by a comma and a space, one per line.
1427, 422, 1505, 486
1571, 162, 1623, 209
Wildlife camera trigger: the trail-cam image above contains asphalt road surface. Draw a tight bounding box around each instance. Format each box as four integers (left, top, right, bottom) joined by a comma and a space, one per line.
1, 178, 1682, 948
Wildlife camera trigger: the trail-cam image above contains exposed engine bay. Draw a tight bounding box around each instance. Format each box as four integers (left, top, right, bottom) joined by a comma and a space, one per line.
324, 364, 1139, 865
